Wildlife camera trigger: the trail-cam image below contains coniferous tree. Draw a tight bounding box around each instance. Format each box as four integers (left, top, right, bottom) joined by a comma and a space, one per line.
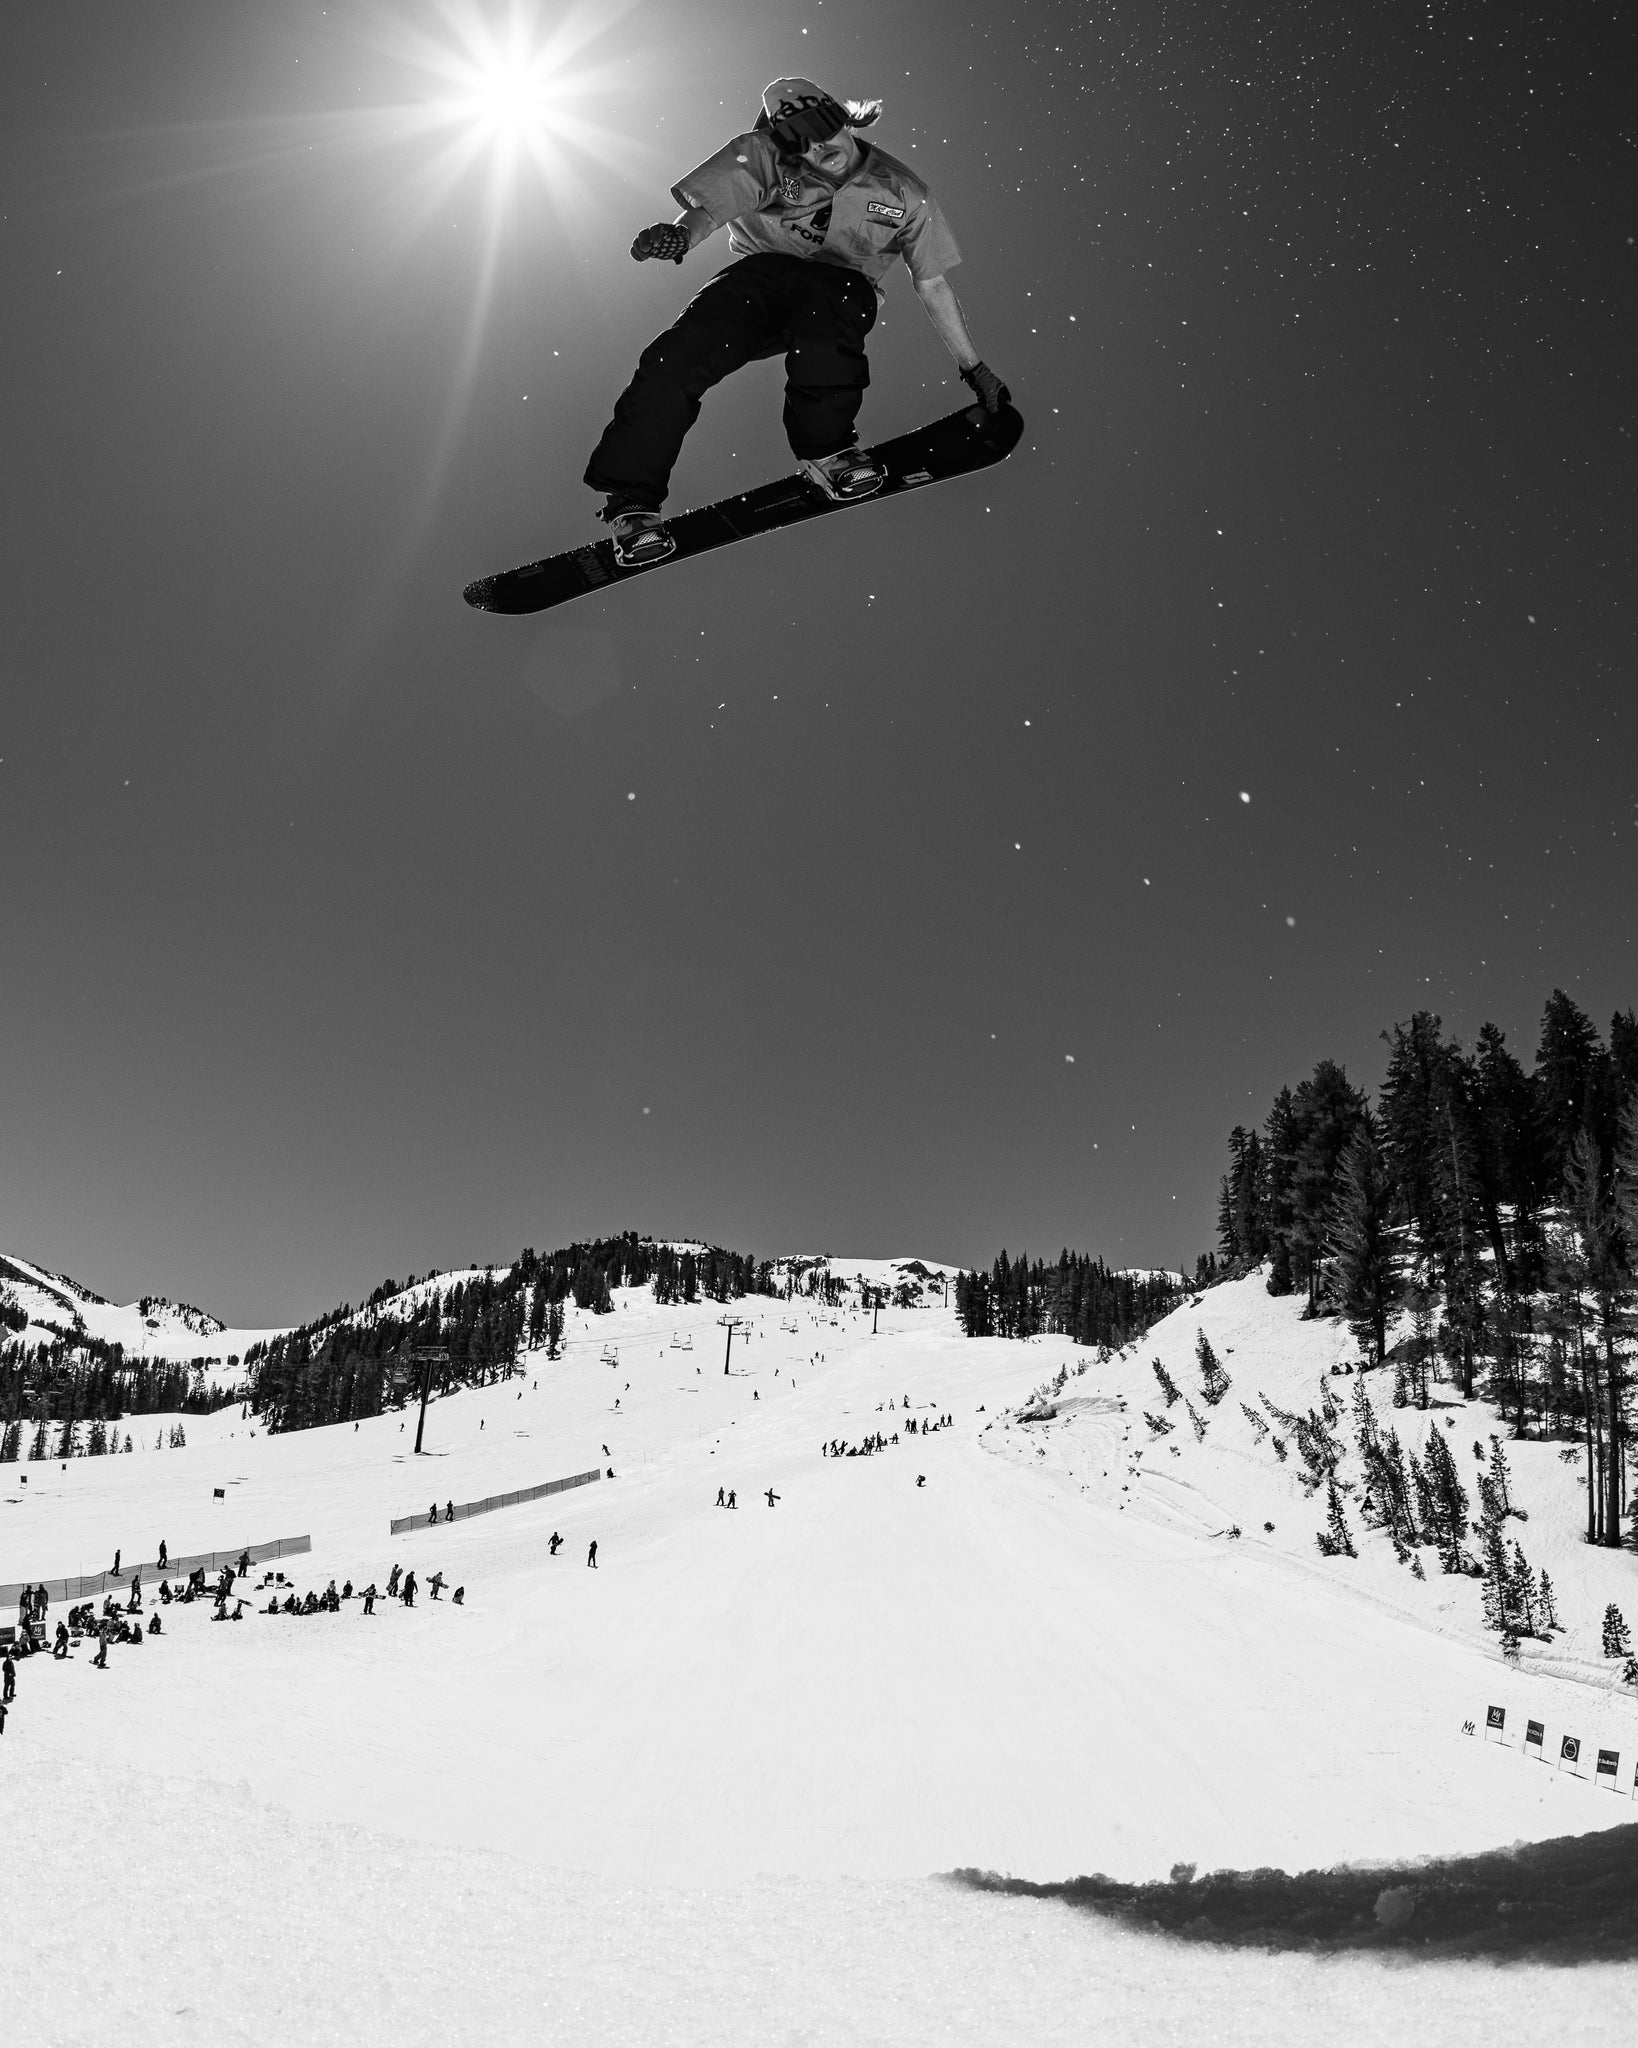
1535, 989, 1604, 1185
1486, 1437, 1515, 1519
1508, 1543, 1538, 1633
1152, 1359, 1181, 1408
1329, 1120, 1401, 1365
1537, 1571, 1559, 1630
1421, 1428, 1471, 1573
1144, 1411, 1174, 1437
1186, 1399, 1208, 1442
1479, 1518, 1513, 1634
1195, 1329, 1231, 1405
1276, 1063, 1370, 1310
1317, 1476, 1357, 1558
1239, 1400, 1270, 1441
1604, 1605, 1632, 1658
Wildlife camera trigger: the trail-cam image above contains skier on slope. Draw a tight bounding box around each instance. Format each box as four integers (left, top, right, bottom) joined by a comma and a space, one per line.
585, 76, 1008, 568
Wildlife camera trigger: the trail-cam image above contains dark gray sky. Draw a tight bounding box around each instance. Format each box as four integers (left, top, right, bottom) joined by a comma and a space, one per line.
2, 1, 1632, 1325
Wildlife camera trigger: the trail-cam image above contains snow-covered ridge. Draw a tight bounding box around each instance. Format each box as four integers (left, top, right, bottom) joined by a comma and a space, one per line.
0, 1252, 280, 1362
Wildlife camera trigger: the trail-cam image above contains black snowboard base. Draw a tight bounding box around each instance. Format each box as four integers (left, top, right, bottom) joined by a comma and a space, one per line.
462, 401, 1023, 617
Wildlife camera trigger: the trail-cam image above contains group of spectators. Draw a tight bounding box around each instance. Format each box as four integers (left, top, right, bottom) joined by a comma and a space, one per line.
261, 1563, 466, 1615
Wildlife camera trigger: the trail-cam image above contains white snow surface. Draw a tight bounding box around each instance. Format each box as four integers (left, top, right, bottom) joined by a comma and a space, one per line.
3, 1269, 1632, 2042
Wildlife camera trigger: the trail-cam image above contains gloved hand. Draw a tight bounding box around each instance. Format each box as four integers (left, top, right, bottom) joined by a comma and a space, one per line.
630, 222, 689, 265
960, 360, 1010, 413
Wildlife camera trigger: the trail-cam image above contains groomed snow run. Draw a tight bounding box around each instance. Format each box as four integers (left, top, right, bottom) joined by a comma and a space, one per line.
3, 1269, 1631, 2043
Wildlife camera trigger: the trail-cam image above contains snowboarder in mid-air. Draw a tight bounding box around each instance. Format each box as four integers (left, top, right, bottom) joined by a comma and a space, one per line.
586, 76, 1008, 569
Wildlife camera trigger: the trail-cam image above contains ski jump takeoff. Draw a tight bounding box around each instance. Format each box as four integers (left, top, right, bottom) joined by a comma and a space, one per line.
462, 77, 1022, 616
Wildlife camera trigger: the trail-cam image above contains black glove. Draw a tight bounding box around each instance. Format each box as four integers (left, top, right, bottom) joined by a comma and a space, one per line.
630, 222, 688, 265
960, 361, 1010, 413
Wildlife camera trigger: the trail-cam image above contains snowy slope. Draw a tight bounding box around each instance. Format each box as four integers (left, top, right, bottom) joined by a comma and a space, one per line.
5, 1271, 1632, 1878
993, 1271, 1638, 1700
4, 1264, 1633, 2043
0, 1251, 283, 1361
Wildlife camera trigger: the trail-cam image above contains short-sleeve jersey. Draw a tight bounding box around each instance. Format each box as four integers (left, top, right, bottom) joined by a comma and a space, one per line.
672, 131, 961, 291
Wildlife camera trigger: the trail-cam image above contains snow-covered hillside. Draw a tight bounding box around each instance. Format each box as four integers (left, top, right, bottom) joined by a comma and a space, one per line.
4, 1261, 1632, 2043
0, 1251, 282, 1361
992, 1271, 1638, 1698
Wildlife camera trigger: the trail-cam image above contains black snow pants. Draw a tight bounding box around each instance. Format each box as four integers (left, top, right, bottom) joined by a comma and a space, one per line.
585, 253, 879, 509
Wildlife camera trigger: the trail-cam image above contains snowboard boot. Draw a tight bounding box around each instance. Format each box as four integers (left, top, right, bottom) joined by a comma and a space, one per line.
798, 442, 887, 502
601, 495, 676, 569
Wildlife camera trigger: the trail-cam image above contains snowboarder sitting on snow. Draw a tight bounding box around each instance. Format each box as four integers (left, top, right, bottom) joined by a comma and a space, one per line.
147, 1613, 161, 1635
452, 1586, 464, 1606
585, 76, 1007, 568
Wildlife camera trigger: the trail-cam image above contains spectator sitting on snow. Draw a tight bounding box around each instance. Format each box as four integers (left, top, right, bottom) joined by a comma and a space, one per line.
342, 1581, 353, 1600
159, 1580, 173, 1603
148, 1614, 162, 1635
452, 1587, 464, 1606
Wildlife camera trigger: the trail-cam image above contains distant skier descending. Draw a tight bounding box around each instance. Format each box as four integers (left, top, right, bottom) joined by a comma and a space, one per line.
585, 75, 1008, 568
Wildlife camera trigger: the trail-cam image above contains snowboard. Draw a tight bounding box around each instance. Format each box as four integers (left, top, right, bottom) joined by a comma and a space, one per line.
462, 400, 1023, 617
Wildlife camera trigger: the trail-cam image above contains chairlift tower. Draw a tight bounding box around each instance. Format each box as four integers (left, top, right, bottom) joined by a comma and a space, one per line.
717, 1314, 750, 1375
400, 1346, 450, 1455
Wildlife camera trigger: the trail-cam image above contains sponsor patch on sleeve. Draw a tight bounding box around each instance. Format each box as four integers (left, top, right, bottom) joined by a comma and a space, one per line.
867, 200, 906, 221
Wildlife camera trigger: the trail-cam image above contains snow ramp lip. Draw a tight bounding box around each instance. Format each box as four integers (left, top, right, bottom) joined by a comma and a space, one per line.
947, 1822, 1638, 1961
